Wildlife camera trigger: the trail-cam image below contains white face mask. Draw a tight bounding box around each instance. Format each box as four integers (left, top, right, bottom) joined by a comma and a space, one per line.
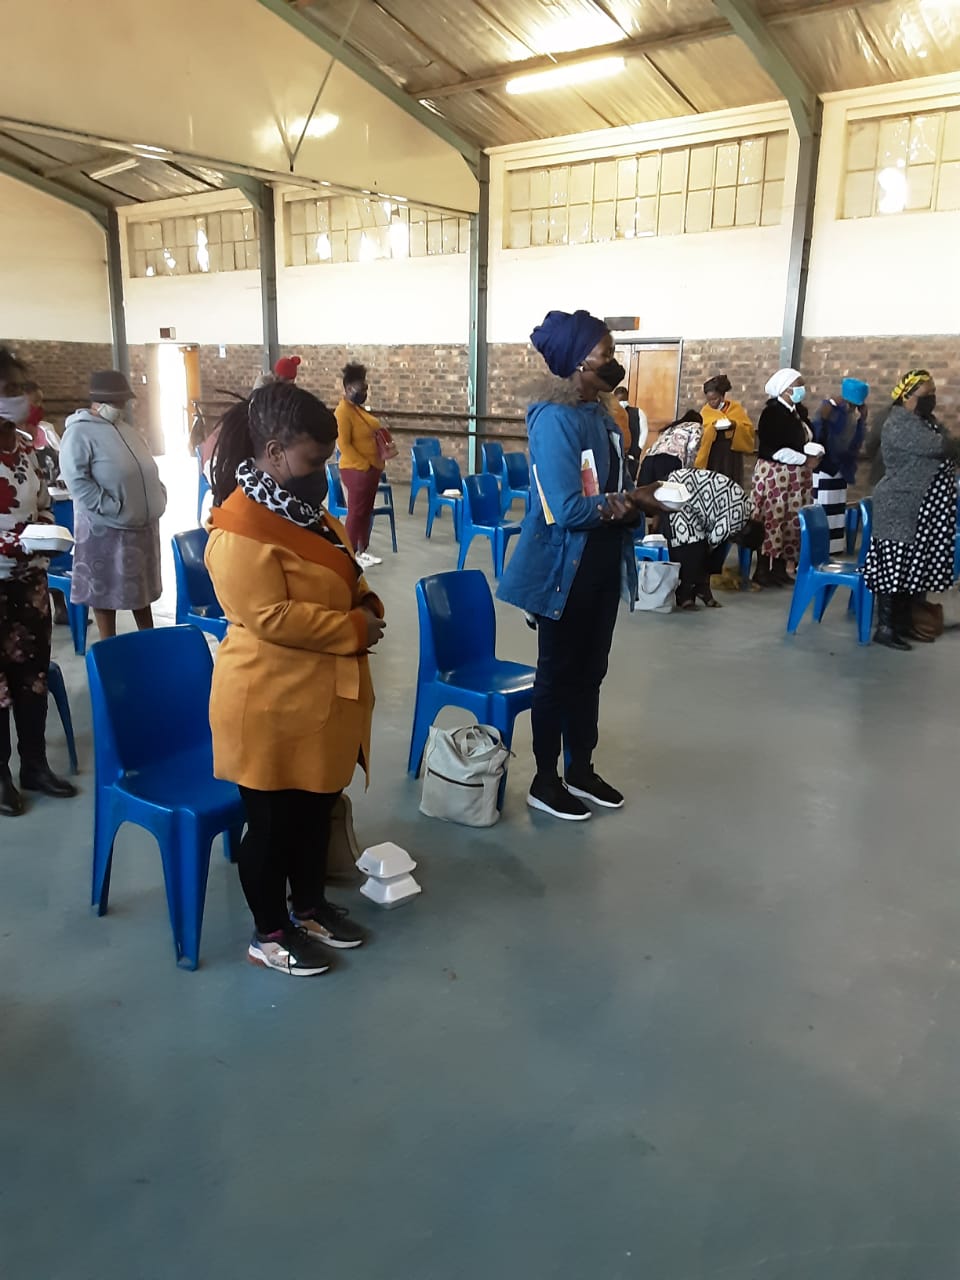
0, 394, 31, 425
96, 403, 124, 424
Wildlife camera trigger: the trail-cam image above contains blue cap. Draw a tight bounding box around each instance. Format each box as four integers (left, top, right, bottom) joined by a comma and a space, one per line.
842, 377, 869, 406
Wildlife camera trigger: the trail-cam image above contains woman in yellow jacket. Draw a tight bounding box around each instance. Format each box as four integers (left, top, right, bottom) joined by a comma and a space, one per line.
207, 381, 386, 977
695, 374, 755, 484
335, 361, 389, 571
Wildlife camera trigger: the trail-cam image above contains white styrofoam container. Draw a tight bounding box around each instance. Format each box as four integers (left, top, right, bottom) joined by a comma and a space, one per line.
361, 873, 422, 909
357, 841, 416, 879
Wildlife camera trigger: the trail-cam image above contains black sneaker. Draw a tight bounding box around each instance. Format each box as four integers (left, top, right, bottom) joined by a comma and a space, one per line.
564, 768, 624, 809
290, 901, 366, 949
527, 774, 591, 821
248, 926, 332, 976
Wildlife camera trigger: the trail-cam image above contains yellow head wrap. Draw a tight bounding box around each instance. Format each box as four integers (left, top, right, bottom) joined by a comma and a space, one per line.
891, 369, 931, 402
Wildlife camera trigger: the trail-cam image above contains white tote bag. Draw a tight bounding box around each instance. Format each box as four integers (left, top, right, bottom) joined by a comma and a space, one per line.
635, 560, 680, 613
419, 724, 510, 827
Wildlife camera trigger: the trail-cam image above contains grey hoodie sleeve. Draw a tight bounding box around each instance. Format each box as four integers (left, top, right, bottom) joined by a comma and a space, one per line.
59, 428, 122, 520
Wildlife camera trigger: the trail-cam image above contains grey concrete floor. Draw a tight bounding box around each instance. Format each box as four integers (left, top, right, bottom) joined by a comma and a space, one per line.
3, 487, 960, 1280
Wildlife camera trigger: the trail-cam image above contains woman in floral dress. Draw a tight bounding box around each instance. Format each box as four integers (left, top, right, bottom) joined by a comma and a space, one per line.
751, 367, 818, 588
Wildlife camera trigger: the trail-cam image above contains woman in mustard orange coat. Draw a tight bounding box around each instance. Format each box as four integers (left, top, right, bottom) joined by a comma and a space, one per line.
695, 374, 755, 483
207, 381, 386, 977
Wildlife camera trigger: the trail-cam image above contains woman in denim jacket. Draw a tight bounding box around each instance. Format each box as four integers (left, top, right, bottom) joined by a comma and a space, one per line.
498, 310, 661, 822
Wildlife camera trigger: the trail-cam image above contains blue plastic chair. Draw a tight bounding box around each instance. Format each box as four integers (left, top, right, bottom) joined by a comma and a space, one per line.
738, 544, 754, 587
325, 462, 349, 520
47, 661, 78, 775
172, 529, 229, 642
370, 479, 399, 554
410, 440, 441, 514
500, 452, 532, 515
196, 447, 212, 525
408, 571, 536, 788
47, 497, 89, 656
426, 456, 464, 540
481, 440, 505, 476
636, 543, 670, 563
787, 505, 873, 644
845, 503, 861, 555
457, 475, 522, 577
86, 627, 245, 970
848, 497, 873, 613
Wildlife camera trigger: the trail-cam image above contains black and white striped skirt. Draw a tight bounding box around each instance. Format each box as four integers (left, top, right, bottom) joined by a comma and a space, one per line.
812, 468, 847, 556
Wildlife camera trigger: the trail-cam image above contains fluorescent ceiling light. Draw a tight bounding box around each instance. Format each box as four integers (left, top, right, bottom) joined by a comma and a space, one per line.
506, 56, 625, 95
88, 156, 140, 180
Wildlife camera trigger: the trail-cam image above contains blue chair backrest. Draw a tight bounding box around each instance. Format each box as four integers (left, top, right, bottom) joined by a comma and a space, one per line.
326, 461, 347, 510
464, 473, 502, 527
416, 570, 496, 676
412, 444, 435, 480
86, 627, 215, 781
798, 504, 830, 572
415, 437, 442, 456
504, 452, 530, 489
172, 528, 221, 614
430, 456, 463, 493
481, 441, 505, 475
859, 496, 872, 541
49, 498, 75, 573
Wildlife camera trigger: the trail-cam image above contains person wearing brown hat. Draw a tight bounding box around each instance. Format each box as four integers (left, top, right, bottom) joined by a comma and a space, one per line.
59, 371, 167, 641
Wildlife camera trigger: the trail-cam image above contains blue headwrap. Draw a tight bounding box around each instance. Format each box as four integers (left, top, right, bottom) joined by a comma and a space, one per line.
530, 309, 609, 379
841, 377, 869, 406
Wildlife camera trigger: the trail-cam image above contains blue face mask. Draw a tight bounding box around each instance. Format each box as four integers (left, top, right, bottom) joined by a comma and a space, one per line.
790, 385, 807, 404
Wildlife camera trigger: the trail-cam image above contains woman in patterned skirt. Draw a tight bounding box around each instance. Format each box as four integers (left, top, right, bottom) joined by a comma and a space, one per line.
751, 367, 818, 588
865, 370, 959, 650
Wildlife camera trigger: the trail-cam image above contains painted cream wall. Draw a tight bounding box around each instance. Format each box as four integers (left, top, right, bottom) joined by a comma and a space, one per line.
0, 175, 110, 342
2, 0, 477, 213
804, 73, 960, 337
486, 104, 796, 343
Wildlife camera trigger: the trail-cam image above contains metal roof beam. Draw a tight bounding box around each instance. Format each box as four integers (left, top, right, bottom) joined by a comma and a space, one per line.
255, 0, 480, 167
712, 0, 815, 136
0, 150, 108, 226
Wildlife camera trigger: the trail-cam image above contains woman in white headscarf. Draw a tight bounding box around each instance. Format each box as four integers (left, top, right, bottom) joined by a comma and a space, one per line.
750, 367, 819, 588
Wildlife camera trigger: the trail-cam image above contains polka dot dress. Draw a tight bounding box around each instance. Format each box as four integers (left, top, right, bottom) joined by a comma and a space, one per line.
865, 463, 957, 594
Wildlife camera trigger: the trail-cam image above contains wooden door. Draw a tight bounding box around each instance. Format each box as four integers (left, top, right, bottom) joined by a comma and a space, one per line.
181, 344, 201, 418
621, 343, 681, 452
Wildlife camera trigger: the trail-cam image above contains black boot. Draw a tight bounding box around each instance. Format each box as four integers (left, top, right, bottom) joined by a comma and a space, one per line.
753, 558, 781, 588
873, 594, 912, 650
0, 710, 24, 817
14, 691, 77, 799
772, 557, 795, 586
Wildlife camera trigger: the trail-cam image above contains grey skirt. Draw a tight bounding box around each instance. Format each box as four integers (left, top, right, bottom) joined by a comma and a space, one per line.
70, 510, 162, 611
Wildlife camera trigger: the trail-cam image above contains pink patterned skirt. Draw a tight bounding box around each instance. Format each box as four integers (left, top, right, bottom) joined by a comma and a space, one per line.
751, 459, 813, 562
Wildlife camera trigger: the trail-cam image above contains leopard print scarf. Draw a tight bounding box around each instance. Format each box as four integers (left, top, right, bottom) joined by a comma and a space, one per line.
236, 458, 357, 566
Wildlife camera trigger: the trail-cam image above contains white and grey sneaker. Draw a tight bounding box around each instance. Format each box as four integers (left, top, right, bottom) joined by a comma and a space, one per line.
247, 926, 332, 976
356, 551, 382, 569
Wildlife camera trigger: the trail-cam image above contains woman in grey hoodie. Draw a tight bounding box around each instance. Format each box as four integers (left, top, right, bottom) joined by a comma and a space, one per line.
59, 371, 167, 641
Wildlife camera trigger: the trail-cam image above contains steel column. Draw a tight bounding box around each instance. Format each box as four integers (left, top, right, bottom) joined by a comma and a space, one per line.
258, 184, 280, 372
105, 208, 129, 377
467, 153, 490, 476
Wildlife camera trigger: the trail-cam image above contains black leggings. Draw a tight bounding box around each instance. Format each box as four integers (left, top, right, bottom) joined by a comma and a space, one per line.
670, 541, 727, 605
237, 787, 340, 936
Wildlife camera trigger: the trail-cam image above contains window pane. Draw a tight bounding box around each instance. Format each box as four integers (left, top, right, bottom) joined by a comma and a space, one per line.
712, 186, 736, 228
175, 218, 192, 247
317, 203, 330, 233
548, 206, 568, 244
658, 192, 683, 235
246, 242, 260, 270
303, 202, 317, 234
715, 143, 739, 187
549, 166, 569, 208
739, 137, 764, 184
906, 164, 935, 210
685, 188, 712, 233
878, 116, 909, 169
761, 180, 784, 226
735, 183, 762, 225
617, 156, 637, 199
908, 114, 941, 165
528, 168, 549, 208
205, 245, 222, 273
161, 219, 176, 247
660, 150, 687, 195
410, 219, 427, 256
330, 201, 347, 231
330, 229, 348, 263
937, 160, 960, 210
592, 200, 615, 241
688, 145, 714, 191
459, 219, 471, 253
442, 218, 459, 253
765, 132, 788, 181
427, 219, 443, 254
636, 154, 660, 197
636, 196, 657, 237
594, 160, 616, 202
289, 202, 306, 235
568, 204, 591, 245
206, 214, 221, 245
130, 223, 144, 251
510, 170, 530, 211
846, 120, 878, 171
508, 211, 530, 248
842, 170, 876, 219
942, 110, 960, 162
569, 163, 593, 204
304, 233, 319, 265
615, 199, 636, 238
143, 222, 162, 249
242, 209, 258, 241
530, 209, 548, 247
131, 249, 147, 277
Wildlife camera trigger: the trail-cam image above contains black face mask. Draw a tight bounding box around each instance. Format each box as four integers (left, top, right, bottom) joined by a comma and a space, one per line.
284, 469, 328, 509
915, 393, 937, 420
585, 358, 626, 391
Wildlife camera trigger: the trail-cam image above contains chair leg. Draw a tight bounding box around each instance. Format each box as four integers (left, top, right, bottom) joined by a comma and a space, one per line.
157, 813, 214, 970
388, 505, 398, 553
70, 603, 89, 656
857, 583, 875, 645
786, 576, 818, 634
224, 824, 244, 863
92, 794, 123, 914
408, 689, 434, 777
47, 664, 78, 775
408, 481, 417, 516
457, 530, 472, 572
425, 496, 437, 539
738, 546, 753, 589
814, 584, 839, 623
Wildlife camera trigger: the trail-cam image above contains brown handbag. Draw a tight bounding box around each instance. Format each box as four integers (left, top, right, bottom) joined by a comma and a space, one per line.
326, 793, 363, 884
912, 599, 944, 639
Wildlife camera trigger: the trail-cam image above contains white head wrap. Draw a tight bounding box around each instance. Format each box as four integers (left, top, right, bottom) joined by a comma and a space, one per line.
764, 368, 802, 399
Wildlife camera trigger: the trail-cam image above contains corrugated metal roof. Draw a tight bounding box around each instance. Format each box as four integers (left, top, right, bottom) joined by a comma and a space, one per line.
287, 0, 960, 149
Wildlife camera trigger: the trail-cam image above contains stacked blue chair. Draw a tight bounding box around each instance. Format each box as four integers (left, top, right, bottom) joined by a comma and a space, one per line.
410, 439, 441, 514
370, 478, 399, 554
426, 456, 464, 539
500, 452, 532, 515
171, 529, 229, 642
325, 462, 349, 520
195, 447, 212, 524
787, 504, 873, 644
848, 496, 873, 613
47, 497, 89, 656
408, 571, 535, 790
845, 502, 861, 555
47, 661, 78, 775
86, 627, 245, 970
457, 474, 522, 577
481, 440, 505, 476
